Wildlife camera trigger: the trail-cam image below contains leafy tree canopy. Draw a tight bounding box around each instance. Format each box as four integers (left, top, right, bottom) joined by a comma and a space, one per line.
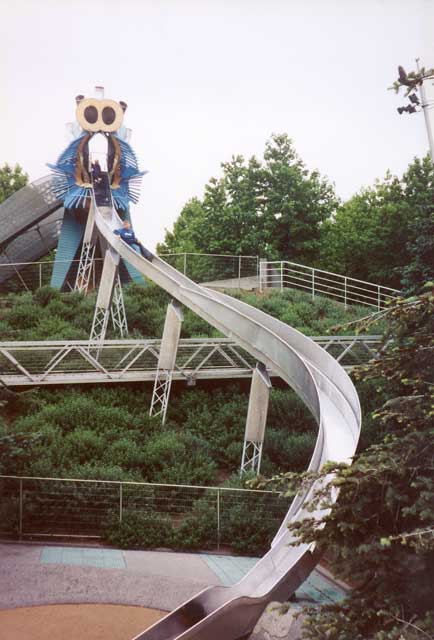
158, 134, 338, 264
320, 155, 434, 291
0, 163, 28, 204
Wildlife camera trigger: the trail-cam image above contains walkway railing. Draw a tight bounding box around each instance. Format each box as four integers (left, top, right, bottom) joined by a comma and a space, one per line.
0, 475, 289, 549
0, 336, 382, 387
0, 258, 102, 295
259, 261, 401, 310
1, 255, 400, 310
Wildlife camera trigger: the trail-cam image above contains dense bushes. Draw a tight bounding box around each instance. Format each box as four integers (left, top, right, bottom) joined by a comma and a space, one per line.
104, 511, 174, 549
102, 493, 286, 556
0, 280, 383, 556
0, 281, 374, 342
0, 383, 318, 482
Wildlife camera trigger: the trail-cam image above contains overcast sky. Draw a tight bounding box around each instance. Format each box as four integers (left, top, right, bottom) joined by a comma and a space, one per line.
1, 0, 433, 250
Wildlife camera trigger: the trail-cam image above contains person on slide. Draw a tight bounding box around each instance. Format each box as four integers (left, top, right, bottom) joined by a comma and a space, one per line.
114, 220, 153, 261
91, 159, 102, 185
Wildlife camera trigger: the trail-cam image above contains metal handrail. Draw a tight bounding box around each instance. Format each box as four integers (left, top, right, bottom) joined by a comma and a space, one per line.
272, 260, 401, 293
260, 260, 400, 310
0, 474, 278, 495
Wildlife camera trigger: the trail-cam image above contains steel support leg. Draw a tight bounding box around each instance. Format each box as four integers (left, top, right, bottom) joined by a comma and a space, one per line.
149, 368, 173, 423
149, 301, 184, 424
89, 249, 119, 352
111, 275, 128, 337
75, 242, 96, 293
75, 204, 96, 294
240, 363, 272, 476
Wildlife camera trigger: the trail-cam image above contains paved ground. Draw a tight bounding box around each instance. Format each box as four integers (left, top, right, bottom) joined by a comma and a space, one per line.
0, 542, 347, 639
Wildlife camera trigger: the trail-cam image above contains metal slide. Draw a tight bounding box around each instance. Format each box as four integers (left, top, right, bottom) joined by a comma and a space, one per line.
0, 176, 63, 273
93, 199, 361, 640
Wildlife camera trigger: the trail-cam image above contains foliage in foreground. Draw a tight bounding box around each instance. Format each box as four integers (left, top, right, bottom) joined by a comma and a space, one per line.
259, 287, 434, 639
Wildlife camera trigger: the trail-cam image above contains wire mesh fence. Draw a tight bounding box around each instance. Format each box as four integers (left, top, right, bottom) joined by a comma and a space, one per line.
0, 259, 102, 297
0, 476, 290, 549
158, 253, 259, 287
0, 253, 260, 298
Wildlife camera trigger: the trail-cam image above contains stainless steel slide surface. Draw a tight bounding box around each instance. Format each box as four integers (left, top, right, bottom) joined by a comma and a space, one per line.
93, 201, 361, 640
0, 175, 62, 249
0, 176, 64, 278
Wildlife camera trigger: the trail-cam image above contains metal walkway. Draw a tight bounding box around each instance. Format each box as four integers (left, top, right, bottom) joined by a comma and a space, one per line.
0, 335, 381, 387
87, 195, 362, 640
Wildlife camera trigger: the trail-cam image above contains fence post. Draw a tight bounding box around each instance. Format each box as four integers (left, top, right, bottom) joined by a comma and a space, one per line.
377, 286, 381, 311
183, 253, 187, 276
344, 277, 348, 311
19, 478, 23, 539
119, 483, 123, 523
217, 489, 220, 550
259, 260, 265, 292
39, 263, 42, 289
312, 268, 315, 301
280, 262, 283, 291
238, 255, 241, 290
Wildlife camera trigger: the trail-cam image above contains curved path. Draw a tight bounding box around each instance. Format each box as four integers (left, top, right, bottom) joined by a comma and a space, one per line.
93, 200, 361, 640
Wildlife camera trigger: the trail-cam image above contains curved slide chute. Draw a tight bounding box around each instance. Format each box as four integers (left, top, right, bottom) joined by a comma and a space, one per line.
93, 198, 361, 640
0, 176, 64, 282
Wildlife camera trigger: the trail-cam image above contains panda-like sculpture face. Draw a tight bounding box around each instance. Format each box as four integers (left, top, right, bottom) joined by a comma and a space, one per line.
76, 97, 125, 133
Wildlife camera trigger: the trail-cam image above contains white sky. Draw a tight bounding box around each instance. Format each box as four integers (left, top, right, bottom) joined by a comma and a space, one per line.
1, 0, 434, 250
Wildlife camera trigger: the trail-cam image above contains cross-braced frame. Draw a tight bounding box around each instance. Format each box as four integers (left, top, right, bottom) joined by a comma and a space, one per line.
240, 440, 264, 475
111, 275, 128, 337
75, 241, 96, 294
149, 368, 173, 424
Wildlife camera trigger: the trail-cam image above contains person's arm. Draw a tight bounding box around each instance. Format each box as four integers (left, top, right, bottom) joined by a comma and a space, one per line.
114, 229, 120, 236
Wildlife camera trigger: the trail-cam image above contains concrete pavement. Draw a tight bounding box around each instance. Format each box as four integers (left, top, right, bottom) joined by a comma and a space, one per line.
0, 542, 347, 639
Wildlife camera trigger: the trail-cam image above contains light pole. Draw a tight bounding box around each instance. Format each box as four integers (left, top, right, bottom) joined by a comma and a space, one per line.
415, 58, 434, 161
394, 60, 434, 161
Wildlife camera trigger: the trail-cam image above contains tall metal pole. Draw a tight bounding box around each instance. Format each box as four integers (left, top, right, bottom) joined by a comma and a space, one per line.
416, 58, 434, 161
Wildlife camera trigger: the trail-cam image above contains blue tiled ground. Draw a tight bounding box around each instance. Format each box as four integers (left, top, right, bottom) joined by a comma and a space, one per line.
201, 554, 346, 604
41, 547, 126, 569
39, 547, 345, 605
295, 570, 346, 604
200, 554, 258, 587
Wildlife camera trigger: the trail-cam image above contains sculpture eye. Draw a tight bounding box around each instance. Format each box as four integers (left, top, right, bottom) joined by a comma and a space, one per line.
76, 98, 124, 132
102, 106, 116, 125
84, 105, 98, 124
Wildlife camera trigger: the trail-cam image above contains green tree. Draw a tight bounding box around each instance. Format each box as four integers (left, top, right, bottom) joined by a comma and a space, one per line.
320, 155, 434, 290
400, 156, 434, 293
320, 173, 410, 288
0, 163, 28, 204
159, 134, 337, 262
261, 287, 434, 639
157, 197, 206, 254
260, 134, 337, 262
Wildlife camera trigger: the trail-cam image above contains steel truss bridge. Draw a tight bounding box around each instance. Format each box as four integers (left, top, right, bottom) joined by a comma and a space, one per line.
0, 335, 381, 388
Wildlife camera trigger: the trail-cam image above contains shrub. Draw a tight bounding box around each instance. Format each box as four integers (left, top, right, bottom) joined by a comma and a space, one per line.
143, 430, 217, 485
263, 429, 316, 473
173, 499, 217, 550
104, 510, 174, 549
220, 501, 278, 556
